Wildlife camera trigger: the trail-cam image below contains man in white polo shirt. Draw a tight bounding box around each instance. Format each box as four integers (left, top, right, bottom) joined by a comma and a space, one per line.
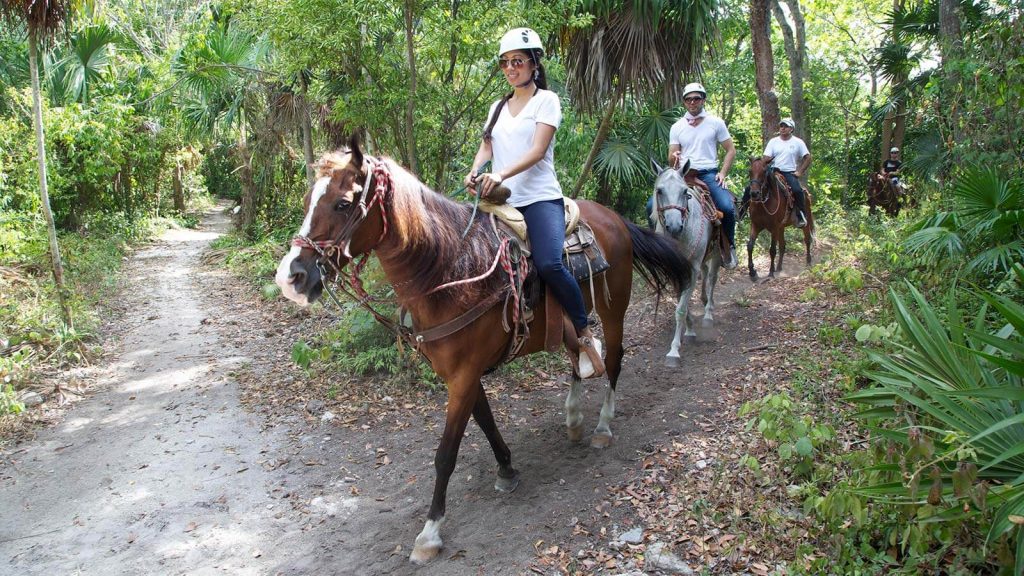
756, 117, 812, 228
666, 82, 738, 268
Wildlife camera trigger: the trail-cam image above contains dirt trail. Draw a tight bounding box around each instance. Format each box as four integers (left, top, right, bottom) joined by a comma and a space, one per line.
1, 205, 808, 575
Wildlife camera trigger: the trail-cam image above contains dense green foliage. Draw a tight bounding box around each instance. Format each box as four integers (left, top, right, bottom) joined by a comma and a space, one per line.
2, 0, 1023, 569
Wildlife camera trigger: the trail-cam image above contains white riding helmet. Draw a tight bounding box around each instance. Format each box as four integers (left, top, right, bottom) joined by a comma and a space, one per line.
890, 147, 900, 153
499, 28, 544, 57
682, 82, 707, 99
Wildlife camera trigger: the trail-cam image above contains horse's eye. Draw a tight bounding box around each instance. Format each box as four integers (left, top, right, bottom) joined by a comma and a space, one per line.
334, 199, 351, 212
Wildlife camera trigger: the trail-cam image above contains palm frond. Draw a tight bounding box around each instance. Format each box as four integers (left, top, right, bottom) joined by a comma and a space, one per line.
902, 226, 966, 264
595, 138, 647, 185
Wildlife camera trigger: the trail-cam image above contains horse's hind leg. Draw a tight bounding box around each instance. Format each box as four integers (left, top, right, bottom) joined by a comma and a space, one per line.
777, 232, 787, 273
472, 382, 520, 492
803, 226, 813, 265
591, 289, 627, 449
411, 378, 478, 564
702, 255, 721, 327
562, 317, 585, 443
666, 269, 696, 368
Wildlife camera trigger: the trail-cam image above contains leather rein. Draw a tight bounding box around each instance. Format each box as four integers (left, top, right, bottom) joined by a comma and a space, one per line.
289, 158, 514, 350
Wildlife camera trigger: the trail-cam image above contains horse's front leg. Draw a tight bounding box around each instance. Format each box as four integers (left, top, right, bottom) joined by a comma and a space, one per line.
747, 228, 759, 281
665, 275, 696, 368
410, 380, 478, 564
768, 236, 778, 277
471, 382, 519, 492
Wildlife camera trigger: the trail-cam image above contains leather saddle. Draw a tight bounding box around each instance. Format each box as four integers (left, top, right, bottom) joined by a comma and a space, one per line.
684, 171, 730, 258
477, 191, 610, 356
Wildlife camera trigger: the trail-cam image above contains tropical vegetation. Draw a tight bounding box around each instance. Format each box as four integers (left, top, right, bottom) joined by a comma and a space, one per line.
1, 0, 1022, 571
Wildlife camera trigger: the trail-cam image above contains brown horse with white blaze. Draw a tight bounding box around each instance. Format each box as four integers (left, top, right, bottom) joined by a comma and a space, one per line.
274, 137, 691, 564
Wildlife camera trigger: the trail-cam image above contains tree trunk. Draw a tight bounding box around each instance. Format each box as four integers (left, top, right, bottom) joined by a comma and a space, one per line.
299, 72, 316, 189
570, 82, 625, 199
28, 33, 72, 327
172, 161, 185, 213
402, 0, 419, 176
750, 0, 781, 146
773, 0, 810, 151
938, 0, 962, 177
236, 107, 257, 232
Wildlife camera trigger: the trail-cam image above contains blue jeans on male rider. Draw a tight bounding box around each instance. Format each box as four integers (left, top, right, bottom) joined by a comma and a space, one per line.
520, 199, 588, 331
694, 169, 736, 260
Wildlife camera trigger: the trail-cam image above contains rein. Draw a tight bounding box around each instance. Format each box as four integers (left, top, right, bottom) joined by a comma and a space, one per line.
748, 165, 784, 216
293, 158, 523, 353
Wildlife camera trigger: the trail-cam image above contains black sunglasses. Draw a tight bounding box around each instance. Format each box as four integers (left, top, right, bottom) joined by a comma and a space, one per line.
683, 96, 704, 103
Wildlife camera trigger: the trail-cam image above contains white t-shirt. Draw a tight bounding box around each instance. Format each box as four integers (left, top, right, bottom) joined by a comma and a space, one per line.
485, 89, 563, 208
763, 136, 809, 172
668, 114, 732, 170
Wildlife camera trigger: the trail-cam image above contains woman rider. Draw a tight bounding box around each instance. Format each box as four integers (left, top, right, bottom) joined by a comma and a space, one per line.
464, 27, 605, 379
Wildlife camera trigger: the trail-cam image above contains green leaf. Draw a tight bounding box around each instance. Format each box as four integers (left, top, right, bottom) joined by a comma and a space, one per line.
795, 436, 814, 458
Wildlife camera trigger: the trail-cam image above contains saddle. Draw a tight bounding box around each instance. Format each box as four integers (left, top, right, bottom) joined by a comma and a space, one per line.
767, 167, 813, 225
478, 193, 610, 357
684, 170, 730, 259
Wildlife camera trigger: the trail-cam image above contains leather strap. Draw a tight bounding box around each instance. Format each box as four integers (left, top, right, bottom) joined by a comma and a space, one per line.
403, 291, 505, 346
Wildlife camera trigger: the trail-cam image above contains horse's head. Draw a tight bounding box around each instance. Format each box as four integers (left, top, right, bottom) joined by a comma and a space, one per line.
651, 158, 694, 237
748, 155, 773, 202
274, 135, 389, 306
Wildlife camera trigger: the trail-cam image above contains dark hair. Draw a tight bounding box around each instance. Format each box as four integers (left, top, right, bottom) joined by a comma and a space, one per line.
483, 49, 547, 142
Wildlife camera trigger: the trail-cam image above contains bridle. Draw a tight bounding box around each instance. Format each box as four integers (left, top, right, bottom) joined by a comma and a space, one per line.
748, 161, 782, 215
291, 157, 391, 262
654, 175, 691, 231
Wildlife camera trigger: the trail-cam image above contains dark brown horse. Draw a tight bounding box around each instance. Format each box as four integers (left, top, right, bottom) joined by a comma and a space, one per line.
274, 137, 691, 564
745, 157, 814, 279
868, 172, 901, 216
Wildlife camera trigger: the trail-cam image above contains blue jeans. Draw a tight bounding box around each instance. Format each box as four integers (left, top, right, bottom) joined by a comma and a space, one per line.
520, 199, 588, 332
780, 171, 806, 211
695, 170, 735, 246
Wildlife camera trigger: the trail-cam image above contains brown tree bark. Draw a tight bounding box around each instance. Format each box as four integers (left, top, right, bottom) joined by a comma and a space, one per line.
298, 72, 315, 189
402, 0, 419, 176
172, 162, 185, 213
938, 0, 962, 169
750, 0, 781, 145
773, 0, 810, 150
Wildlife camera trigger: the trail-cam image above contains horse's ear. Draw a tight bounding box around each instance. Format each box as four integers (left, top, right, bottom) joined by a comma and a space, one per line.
676, 157, 690, 177
347, 133, 363, 169
650, 157, 664, 176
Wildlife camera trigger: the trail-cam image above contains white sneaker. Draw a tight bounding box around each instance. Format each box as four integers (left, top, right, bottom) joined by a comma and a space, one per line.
578, 337, 604, 379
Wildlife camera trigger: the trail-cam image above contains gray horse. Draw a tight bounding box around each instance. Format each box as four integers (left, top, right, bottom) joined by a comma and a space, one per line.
649, 160, 723, 367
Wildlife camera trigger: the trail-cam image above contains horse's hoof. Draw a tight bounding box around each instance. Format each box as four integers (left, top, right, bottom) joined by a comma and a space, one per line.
701, 317, 714, 328
664, 355, 680, 368
409, 543, 441, 564
567, 424, 584, 443
683, 334, 697, 345
495, 471, 520, 493
591, 433, 613, 449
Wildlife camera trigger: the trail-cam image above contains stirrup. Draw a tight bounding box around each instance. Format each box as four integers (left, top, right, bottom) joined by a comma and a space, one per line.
578, 337, 605, 379
796, 211, 807, 228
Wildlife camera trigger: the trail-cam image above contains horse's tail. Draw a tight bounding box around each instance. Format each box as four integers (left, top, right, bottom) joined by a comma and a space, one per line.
622, 218, 693, 298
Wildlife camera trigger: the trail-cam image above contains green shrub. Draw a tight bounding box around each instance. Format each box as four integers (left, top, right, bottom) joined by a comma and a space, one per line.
848, 277, 1024, 573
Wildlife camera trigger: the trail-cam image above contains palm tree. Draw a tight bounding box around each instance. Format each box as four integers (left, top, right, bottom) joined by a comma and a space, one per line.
50, 23, 116, 104
0, 0, 73, 326
903, 167, 1024, 283
174, 20, 269, 231
557, 0, 718, 198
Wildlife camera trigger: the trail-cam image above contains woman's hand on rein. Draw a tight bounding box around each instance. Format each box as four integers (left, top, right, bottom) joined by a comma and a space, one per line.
477, 172, 503, 198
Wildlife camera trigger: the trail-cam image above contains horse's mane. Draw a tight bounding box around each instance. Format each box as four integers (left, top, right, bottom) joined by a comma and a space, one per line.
318, 149, 508, 307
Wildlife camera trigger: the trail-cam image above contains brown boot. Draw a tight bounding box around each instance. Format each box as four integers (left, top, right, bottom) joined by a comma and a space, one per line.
577, 327, 606, 379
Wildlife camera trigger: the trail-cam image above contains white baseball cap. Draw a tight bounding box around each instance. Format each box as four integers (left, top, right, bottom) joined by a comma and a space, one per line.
890, 147, 900, 153
780, 118, 796, 128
